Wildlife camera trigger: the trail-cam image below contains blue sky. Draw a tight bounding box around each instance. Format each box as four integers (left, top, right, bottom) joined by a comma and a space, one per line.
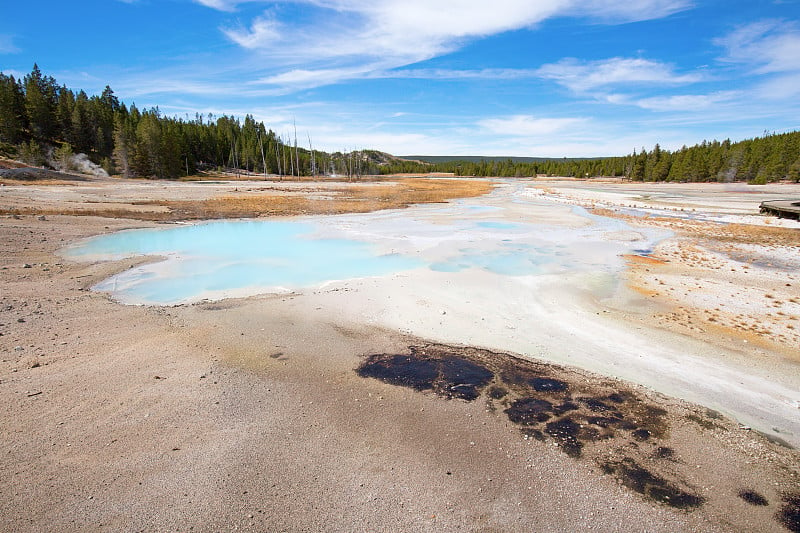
1, 0, 800, 156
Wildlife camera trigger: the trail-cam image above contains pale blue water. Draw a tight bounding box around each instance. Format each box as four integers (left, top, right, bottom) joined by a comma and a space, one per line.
66, 220, 421, 305
475, 221, 522, 230
65, 189, 671, 306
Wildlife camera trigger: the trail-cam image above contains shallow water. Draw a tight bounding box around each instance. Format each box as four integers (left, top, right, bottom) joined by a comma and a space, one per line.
65, 183, 669, 305
66, 220, 421, 305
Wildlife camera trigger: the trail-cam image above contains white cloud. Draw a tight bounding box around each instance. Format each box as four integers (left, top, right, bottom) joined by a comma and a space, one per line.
478, 115, 587, 137
536, 57, 703, 92
609, 91, 740, 111
254, 64, 384, 90
715, 19, 800, 74
217, 0, 693, 90
565, 0, 692, 22
194, 0, 238, 11
223, 13, 281, 48
0, 34, 20, 54
377, 68, 539, 80
110, 74, 287, 99
251, 66, 542, 92
755, 72, 800, 100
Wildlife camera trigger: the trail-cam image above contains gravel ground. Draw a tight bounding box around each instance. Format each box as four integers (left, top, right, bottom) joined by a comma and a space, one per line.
1, 177, 799, 532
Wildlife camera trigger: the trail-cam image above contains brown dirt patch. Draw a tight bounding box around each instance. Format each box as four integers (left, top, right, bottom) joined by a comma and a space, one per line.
0, 178, 493, 221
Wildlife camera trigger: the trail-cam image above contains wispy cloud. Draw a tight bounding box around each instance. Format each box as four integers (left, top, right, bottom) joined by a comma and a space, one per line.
755, 72, 800, 100
252, 64, 386, 91
564, 0, 693, 23
193, 0, 238, 11
478, 115, 587, 137
215, 0, 693, 91
715, 19, 800, 74
252, 66, 541, 90
0, 34, 20, 54
612, 91, 740, 111
222, 12, 281, 48
536, 57, 704, 92
377, 68, 540, 80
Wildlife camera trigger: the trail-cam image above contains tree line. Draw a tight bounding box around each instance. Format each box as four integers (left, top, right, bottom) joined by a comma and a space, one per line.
379, 134, 800, 183
1, 65, 798, 182
0, 65, 373, 179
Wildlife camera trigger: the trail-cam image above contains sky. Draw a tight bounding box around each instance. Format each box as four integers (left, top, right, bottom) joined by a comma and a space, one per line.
1, 0, 800, 157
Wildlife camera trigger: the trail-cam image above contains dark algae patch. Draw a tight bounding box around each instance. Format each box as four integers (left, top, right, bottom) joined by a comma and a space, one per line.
738, 489, 768, 506
779, 494, 800, 533
505, 398, 554, 424
601, 459, 704, 509
654, 446, 675, 459
356, 343, 795, 516
438, 356, 494, 401
357, 348, 492, 400
359, 345, 670, 460
529, 377, 569, 392
544, 417, 583, 458
357, 353, 439, 391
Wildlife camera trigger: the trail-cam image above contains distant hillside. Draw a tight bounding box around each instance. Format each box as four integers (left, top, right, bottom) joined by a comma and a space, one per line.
399, 155, 594, 164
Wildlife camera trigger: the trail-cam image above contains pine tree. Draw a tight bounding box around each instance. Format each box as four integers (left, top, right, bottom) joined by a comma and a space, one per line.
69, 91, 93, 153
112, 111, 136, 178
56, 86, 75, 140
18, 139, 45, 166
54, 142, 75, 171
0, 73, 26, 144
23, 64, 58, 140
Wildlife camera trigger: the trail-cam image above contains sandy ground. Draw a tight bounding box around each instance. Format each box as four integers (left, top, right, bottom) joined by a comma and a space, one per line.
1, 176, 799, 532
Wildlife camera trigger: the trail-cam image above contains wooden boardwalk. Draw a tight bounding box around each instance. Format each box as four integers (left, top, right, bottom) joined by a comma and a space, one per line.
760, 200, 800, 220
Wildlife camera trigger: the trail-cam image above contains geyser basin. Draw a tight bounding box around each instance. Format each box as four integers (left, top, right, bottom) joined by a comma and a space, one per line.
65, 220, 422, 305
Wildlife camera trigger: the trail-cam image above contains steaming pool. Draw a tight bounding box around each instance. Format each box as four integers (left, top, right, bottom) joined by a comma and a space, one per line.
65, 185, 670, 306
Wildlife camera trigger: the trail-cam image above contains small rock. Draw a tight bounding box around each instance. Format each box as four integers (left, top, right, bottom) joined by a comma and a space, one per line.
14, 346, 24, 352
23, 264, 32, 269
37, 215, 47, 221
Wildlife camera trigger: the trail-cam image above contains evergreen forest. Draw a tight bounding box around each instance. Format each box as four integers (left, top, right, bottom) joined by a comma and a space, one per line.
1, 66, 799, 183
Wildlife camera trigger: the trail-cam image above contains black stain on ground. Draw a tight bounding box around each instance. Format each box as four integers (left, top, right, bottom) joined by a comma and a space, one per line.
738, 489, 769, 506
601, 459, 704, 509
357, 353, 439, 392
778, 494, 800, 533
439, 356, 495, 401
530, 377, 569, 392
654, 446, 675, 459
357, 348, 493, 401
685, 413, 725, 431
357, 344, 705, 509
544, 417, 583, 458
488, 385, 508, 400
505, 398, 553, 425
